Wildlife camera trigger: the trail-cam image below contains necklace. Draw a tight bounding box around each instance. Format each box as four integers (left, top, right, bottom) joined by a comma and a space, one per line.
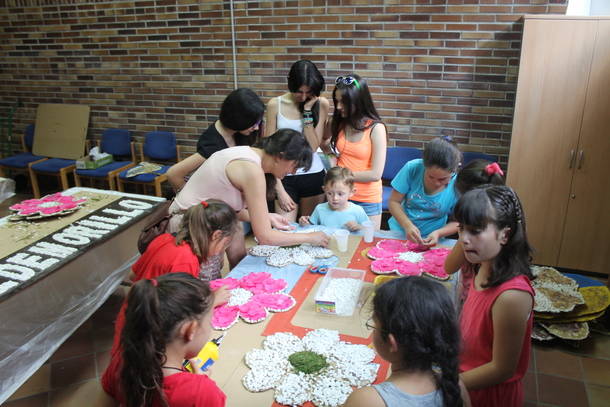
162, 366, 184, 372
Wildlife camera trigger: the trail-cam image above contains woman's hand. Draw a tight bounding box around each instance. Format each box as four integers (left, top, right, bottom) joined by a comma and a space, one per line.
298, 216, 311, 226
405, 224, 424, 245
422, 230, 440, 247
344, 221, 361, 232
277, 189, 296, 212
269, 213, 295, 231
308, 231, 330, 247
304, 96, 319, 111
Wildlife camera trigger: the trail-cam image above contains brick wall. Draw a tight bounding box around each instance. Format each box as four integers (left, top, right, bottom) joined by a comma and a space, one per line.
0, 0, 568, 164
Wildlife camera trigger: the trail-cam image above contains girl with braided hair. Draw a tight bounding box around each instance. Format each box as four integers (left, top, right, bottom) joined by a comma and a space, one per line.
345, 276, 470, 407
102, 273, 225, 407
451, 185, 534, 406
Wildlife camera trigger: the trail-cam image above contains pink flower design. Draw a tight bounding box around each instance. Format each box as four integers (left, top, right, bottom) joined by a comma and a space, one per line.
210, 272, 296, 330
369, 239, 451, 279
10, 193, 87, 218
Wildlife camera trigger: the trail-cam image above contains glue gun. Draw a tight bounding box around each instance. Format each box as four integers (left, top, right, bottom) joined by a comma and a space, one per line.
184, 333, 225, 373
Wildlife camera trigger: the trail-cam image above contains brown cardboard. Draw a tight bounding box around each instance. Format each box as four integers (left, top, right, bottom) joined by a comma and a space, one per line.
32, 104, 90, 159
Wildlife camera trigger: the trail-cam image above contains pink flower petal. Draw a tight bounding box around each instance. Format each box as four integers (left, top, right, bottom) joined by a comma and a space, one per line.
261, 278, 287, 293
396, 261, 422, 276
367, 246, 395, 260
239, 301, 268, 323
212, 305, 240, 330
376, 239, 408, 253
209, 277, 240, 290
252, 293, 296, 312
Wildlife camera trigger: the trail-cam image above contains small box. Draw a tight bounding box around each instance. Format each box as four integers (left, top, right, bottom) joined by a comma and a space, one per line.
314, 267, 365, 316
76, 154, 113, 169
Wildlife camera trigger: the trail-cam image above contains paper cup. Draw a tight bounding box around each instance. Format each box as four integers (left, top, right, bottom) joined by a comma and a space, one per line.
333, 229, 349, 252
362, 220, 374, 243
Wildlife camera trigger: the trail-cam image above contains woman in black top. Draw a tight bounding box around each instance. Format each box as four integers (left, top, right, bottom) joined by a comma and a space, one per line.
167, 88, 264, 191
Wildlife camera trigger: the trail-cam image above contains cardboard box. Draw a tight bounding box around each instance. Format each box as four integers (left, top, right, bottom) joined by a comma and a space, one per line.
76, 154, 113, 169
314, 267, 365, 316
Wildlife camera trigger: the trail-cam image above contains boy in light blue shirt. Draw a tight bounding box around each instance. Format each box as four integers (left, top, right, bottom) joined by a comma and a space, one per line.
299, 167, 369, 231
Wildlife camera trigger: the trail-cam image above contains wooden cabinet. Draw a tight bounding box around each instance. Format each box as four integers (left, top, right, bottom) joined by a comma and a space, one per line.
507, 16, 610, 276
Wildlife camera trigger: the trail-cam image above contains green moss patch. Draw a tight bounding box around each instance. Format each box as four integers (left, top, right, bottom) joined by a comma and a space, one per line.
288, 351, 328, 374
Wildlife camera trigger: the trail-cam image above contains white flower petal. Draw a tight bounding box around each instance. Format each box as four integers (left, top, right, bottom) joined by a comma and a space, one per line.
242, 367, 286, 392
330, 342, 376, 365
310, 373, 352, 407
244, 348, 285, 370
263, 332, 304, 358
274, 372, 312, 406
302, 329, 340, 355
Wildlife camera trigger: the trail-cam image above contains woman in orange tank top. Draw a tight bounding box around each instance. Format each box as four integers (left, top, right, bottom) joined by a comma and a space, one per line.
322, 74, 387, 229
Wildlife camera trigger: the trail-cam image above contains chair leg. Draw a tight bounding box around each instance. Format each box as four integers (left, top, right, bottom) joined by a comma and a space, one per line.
59, 168, 72, 191
74, 173, 82, 187
117, 178, 125, 192
29, 166, 41, 198
154, 179, 162, 197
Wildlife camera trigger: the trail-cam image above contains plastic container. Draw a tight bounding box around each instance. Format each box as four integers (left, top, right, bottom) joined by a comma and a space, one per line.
314, 267, 365, 316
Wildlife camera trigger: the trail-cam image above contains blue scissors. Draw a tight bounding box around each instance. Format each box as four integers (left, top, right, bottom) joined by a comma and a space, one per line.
309, 264, 330, 274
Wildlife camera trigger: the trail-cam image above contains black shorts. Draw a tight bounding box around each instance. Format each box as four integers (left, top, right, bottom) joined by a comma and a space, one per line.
281, 169, 325, 202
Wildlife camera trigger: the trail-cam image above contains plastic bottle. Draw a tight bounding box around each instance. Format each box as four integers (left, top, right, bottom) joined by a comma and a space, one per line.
184, 334, 225, 373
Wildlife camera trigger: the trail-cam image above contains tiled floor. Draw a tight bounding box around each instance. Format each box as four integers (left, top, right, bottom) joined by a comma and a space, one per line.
2, 192, 610, 406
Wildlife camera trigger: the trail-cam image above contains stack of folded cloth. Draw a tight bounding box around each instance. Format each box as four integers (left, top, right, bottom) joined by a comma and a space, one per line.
531, 266, 610, 342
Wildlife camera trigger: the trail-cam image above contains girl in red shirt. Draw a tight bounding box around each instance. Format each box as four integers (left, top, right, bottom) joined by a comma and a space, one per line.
453, 185, 534, 407
131, 199, 238, 282
106, 273, 226, 407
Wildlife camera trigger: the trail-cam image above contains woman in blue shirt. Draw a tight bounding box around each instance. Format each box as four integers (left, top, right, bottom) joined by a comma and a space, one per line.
388, 137, 461, 246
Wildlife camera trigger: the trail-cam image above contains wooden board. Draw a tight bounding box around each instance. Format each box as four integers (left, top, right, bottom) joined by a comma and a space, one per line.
32, 103, 90, 159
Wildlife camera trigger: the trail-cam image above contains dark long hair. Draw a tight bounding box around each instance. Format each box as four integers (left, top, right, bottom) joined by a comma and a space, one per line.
220, 88, 264, 143
120, 273, 213, 407
455, 159, 505, 195
174, 199, 238, 261
373, 277, 462, 407
453, 185, 533, 288
254, 128, 313, 200
330, 73, 382, 152
287, 59, 325, 127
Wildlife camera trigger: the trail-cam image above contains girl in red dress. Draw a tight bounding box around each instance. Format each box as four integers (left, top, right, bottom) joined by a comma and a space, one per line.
454, 185, 534, 407
104, 273, 226, 407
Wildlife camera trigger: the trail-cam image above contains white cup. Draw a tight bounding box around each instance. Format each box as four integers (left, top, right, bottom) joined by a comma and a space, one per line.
361, 220, 374, 243
333, 229, 349, 252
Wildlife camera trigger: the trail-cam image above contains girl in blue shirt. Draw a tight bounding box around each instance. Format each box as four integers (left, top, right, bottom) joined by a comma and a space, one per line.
388, 137, 461, 246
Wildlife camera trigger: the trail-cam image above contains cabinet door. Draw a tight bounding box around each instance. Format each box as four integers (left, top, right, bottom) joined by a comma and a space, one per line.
558, 20, 610, 274
507, 19, 597, 266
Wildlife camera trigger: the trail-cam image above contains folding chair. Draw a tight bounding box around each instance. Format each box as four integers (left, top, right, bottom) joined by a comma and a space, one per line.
381, 146, 423, 212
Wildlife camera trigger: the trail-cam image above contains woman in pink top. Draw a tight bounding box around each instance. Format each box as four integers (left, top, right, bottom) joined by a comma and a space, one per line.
452, 185, 534, 407
170, 129, 330, 270
323, 74, 387, 229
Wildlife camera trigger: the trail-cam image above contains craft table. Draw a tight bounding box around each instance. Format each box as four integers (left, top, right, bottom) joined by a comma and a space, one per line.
0, 188, 165, 404
213, 227, 457, 407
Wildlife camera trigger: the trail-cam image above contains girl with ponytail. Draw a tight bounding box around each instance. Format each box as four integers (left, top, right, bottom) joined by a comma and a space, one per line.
345, 276, 470, 407
103, 273, 225, 407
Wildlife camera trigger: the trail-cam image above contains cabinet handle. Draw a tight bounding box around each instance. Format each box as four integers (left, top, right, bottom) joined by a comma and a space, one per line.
569, 149, 575, 169
577, 150, 584, 169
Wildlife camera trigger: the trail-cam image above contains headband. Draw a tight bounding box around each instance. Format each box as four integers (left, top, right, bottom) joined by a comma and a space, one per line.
201, 200, 209, 208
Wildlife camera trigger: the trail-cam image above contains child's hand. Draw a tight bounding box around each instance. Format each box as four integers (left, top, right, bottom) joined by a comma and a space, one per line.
405, 224, 425, 245
299, 216, 311, 226
188, 358, 208, 376
422, 230, 440, 247
344, 221, 361, 232
212, 286, 231, 307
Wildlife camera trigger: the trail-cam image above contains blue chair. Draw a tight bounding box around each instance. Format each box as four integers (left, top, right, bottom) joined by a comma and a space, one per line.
381, 146, 423, 212
462, 151, 498, 166
117, 131, 177, 197
74, 128, 136, 191
0, 124, 47, 189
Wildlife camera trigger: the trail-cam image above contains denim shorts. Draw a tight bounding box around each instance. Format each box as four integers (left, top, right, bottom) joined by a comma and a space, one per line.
350, 200, 382, 216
